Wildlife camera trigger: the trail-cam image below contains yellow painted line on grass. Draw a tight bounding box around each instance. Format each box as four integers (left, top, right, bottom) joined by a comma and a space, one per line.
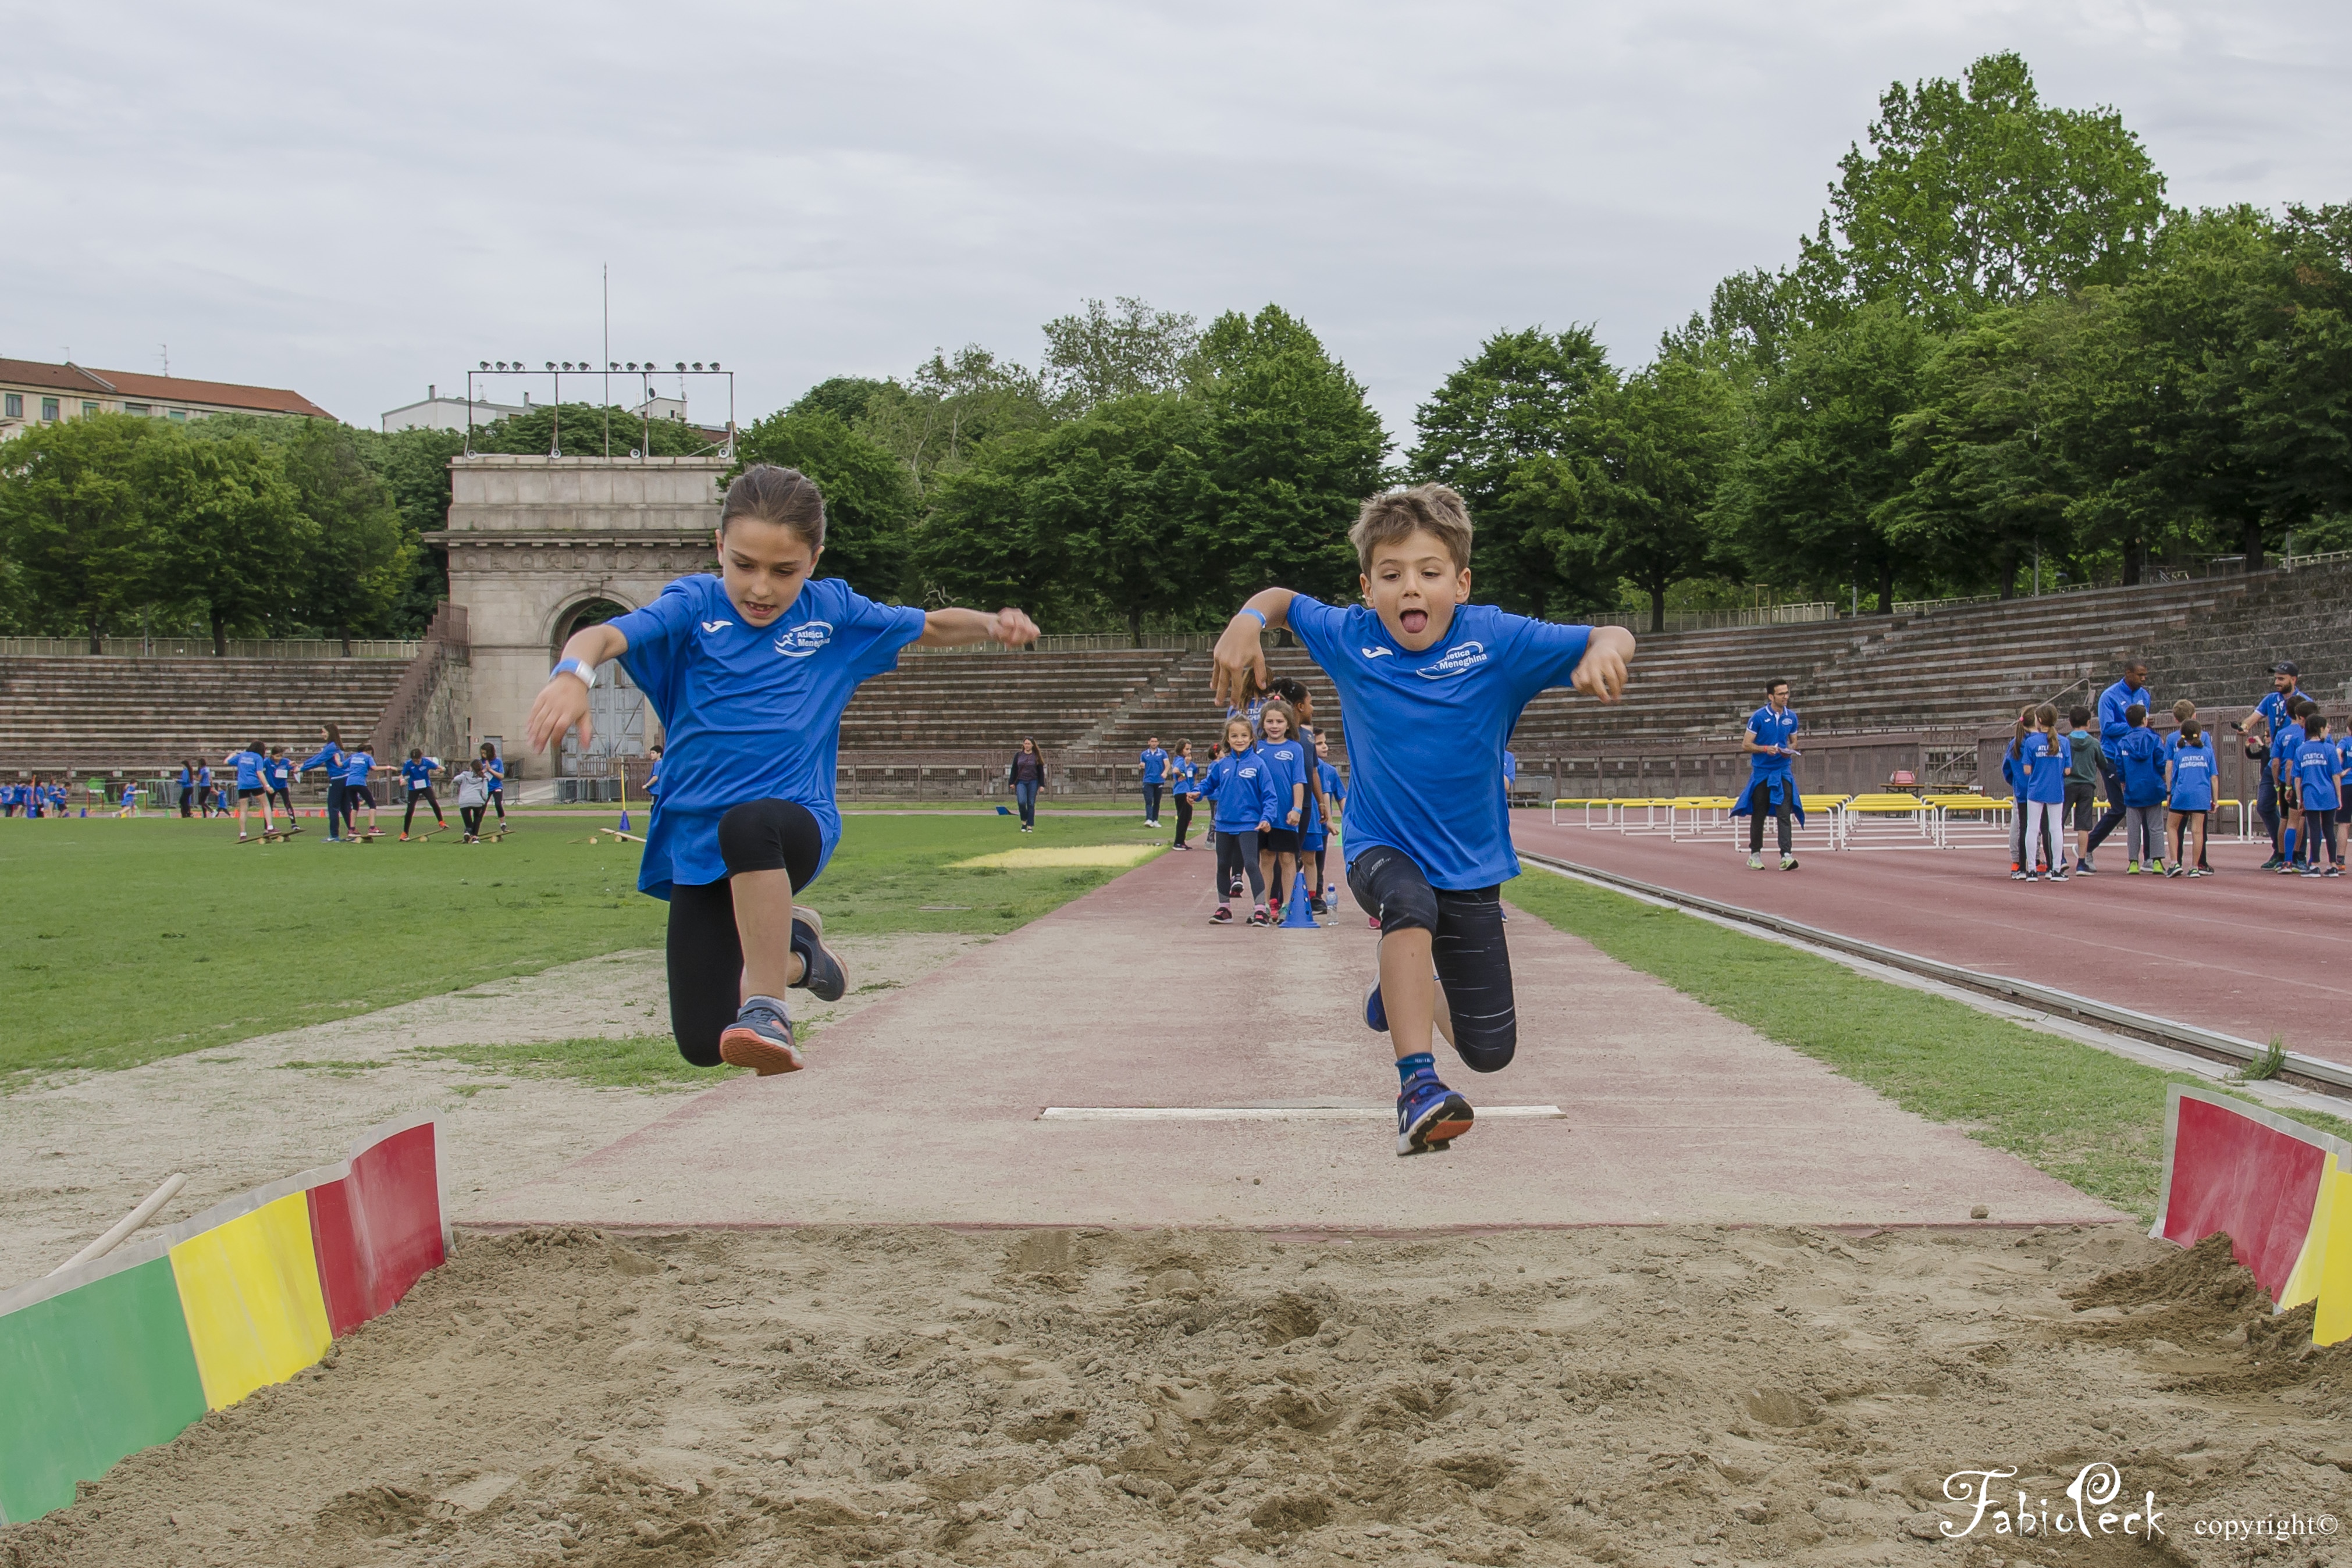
952, 844, 1164, 870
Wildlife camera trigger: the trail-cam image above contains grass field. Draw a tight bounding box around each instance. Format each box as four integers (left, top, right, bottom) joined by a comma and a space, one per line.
0, 812, 1163, 1083
1508, 865, 2352, 1221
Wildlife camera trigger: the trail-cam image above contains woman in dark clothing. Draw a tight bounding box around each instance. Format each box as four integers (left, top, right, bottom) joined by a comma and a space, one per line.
1007, 736, 1045, 833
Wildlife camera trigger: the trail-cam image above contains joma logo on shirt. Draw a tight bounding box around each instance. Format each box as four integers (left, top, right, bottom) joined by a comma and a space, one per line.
774, 621, 835, 658
701, 619, 734, 633
1416, 640, 1488, 678
1360, 646, 1394, 660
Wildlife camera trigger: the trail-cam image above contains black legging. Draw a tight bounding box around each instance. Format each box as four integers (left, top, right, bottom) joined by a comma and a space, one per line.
1215, 827, 1264, 906
461, 805, 485, 837
1347, 843, 1517, 1073
403, 787, 443, 832
2308, 808, 2341, 867
488, 788, 506, 821
666, 800, 826, 1067
1173, 793, 1194, 846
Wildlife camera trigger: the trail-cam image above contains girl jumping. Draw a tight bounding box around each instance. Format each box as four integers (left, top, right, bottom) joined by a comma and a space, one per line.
525, 464, 1038, 1075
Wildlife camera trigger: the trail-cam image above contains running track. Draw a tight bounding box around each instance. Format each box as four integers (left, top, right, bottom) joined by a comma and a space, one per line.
1512, 816, 2352, 1064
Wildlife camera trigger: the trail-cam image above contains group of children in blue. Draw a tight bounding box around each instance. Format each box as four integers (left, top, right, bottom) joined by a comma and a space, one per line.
2002, 658, 2344, 879
0, 779, 71, 817
518, 466, 1635, 1160
145, 732, 511, 843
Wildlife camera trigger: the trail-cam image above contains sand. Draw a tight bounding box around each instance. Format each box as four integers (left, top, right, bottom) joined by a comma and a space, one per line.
11, 1221, 2352, 1567
0, 934, 981, 1289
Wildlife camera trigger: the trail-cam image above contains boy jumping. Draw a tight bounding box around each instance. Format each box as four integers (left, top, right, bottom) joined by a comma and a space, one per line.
1212, 484, 1634, 1156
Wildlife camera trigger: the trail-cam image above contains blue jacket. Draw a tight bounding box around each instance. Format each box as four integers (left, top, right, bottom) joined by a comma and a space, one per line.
2097, 679, 2152, 763
298, 744, 346, 779
1198, 749, 1279, 834
2118, 728, 2167, 807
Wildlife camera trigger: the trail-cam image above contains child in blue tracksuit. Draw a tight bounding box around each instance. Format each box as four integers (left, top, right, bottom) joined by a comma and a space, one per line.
1212, 483, 1636, 1156
1312, 735, 1346, 905
2117, 705, 2169, 873
222, 740, 276, 840
2293, 714, 2344, 876
1166, 740, 1198, 850
1256, 703, 1311, 914
299, 727, 350, 842
2020, 704, 2071, 881
2165, 718, 2217, 877
1195, 715, 1280, 924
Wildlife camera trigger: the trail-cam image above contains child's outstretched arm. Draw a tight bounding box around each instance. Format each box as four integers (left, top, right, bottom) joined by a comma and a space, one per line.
1572, 626, 1635, 703
1212, 590, 1299, 707
919, 607, 1040, 650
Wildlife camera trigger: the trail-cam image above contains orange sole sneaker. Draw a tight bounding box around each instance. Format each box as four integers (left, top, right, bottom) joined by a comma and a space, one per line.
718, 1026, 805, 1075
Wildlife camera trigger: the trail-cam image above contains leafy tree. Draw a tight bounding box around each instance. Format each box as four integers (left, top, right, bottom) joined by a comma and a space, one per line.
371, 425, 467, 632
1798, 51, 2168, 329
1657, 268, 1807, 384
144, 432, 314, 654
2234, 205, 2352, 540
1408, 326, 1614, 615
280, 422, 413, 646
0, 414, 170, 648
1040, 297, 1201, 414
1192, 305, 1389, 606
1717, 302, 1935, 612
468, 400, 715, 459
732, 407, 917, 599
1586, 361, 1738, 631
791, 376, 891, 425
857, 347, 1051, 498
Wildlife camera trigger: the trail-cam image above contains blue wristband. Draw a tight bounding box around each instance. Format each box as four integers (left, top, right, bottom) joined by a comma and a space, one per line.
1238, 606, 1267, 628
551, 657, 595, 688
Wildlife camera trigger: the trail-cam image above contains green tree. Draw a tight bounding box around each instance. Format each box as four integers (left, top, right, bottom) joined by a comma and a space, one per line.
1717, 302, 1935, 612
371, 425, 468, 632
0, 414, 170, 648
732, 407, 917, 600
857, 347, 1051, 499
1192, 305, 1389, 606
280, 422, 413, 646
1799, 51, 2168, 328
792, 376, 891, 425
1408, 326, 1614, 615
1586, 361, 1738, 631
468, 401, 714, 459
2234, 205, 2352, 543
145, 433, 314, 654
1040, 297, 1201, 414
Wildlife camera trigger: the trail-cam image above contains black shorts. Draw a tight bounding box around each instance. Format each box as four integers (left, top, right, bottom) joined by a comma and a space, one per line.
2064, 782, 2097, 832
348, 785, 378, 808
1346, 844, 1517, 1073
237, 786, 264, 800
1264, 827, 1302, 853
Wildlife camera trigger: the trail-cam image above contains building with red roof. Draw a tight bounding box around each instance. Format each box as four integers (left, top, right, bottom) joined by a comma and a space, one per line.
0, 357, 333, 438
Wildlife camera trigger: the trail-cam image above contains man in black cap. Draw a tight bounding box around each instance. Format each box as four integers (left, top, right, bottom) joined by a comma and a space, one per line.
2236, 661, 2303, 868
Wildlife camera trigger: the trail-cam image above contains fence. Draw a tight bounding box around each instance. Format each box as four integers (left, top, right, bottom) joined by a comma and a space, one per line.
1579, 603, 1839, 634
0, 637, 421, 660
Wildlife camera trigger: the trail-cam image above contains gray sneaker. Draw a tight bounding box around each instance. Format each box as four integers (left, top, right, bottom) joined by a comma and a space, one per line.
791, 906, 848, 1002
719, 995, 803, 1075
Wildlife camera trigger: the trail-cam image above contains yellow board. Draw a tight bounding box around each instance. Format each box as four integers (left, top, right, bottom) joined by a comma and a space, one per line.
952, 845, 1162, 870
2312, 1167, 2352, 1346
168, 1191, 332, 1410
2280, 1152, 2340, 1312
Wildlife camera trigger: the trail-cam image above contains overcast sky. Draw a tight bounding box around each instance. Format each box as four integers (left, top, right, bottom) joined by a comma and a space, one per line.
4, 1, 2346, 447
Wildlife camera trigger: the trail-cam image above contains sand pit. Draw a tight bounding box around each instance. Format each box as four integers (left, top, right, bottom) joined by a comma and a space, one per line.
12, 1221, 2352, 1566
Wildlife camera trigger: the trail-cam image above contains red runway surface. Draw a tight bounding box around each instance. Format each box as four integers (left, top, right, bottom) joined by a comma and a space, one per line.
1511, 815, 2352, 1065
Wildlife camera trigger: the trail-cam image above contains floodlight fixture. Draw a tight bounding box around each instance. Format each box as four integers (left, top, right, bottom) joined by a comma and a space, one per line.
545, 361, 556, 371
479, 361, 489, 370
675, 361, 685, 371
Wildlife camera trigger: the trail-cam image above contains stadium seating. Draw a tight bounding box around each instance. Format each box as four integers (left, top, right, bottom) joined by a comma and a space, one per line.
0, 658, 410, 776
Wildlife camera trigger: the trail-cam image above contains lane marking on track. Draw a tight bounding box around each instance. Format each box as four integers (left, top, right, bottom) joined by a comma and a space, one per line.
1038, 1105, 1566, 1121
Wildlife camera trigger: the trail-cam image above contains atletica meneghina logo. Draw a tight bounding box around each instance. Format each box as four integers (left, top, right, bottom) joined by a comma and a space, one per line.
1941, 1464, 2161, 1540
774, 621, 834, 657
1415, 640, 1488, 679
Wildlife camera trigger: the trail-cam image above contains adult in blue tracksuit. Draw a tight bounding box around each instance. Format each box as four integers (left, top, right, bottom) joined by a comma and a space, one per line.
2081, 661, 2151, 867
1139, 738, 1169, 829
2239, 661, 2303, 865
1733, 679, 1805, 869
299, 725, 350, 842
1196, 715, 1279, 922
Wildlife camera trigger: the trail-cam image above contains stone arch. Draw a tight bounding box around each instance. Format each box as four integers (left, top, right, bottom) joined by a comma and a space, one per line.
544, 592, 641, 658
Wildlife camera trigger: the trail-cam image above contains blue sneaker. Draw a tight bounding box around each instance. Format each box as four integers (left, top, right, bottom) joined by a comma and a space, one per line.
719, 995, 804, 1075
1364, 975, 1388, 1033
791, 906, 848, 1002
1396, 1071, 1474, 1157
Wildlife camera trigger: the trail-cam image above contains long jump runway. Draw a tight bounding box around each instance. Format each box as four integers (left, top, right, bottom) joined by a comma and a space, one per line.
474, 848, 2118, 1231
1512, 816, 2352, 1064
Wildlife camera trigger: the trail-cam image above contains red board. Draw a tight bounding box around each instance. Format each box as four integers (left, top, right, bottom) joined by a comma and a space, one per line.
2160, 1096, 2328, 1301
306, 1124, 446, 1337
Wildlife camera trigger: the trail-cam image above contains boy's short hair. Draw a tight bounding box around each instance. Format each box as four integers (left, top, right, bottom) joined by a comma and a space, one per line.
2068, 705, 2091, 727
2125, 704, 2147, 726
1350, 484, 1472, 573
2172, 698, 2196, 721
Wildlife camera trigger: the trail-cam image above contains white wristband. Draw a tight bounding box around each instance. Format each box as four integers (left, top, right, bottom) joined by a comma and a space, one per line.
551, 658, 596, 690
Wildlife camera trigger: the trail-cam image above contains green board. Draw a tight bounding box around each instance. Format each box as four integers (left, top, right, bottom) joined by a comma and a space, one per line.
0, 1256, 208, 1523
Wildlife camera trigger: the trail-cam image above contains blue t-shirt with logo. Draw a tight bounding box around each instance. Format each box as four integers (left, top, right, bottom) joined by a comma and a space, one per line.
1259, 739, 1308, 828
1746, 705, 1799, 776
1286, 598, 1591, 889
343, 751, 376, 786
401, 757, 440, 790
2168, 739, 2217, 812
2023, 733, 2070, 804
1139, 747, 1167, 785
223, 750, 265, 790
483, 756, 505, 792
612, 573, 927, 899
2296, 739, 2343, 813
264, 756, 291, 791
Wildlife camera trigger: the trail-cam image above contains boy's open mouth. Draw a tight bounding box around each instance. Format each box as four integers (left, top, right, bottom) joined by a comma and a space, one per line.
1399, 609, 1429, 635
742, 602, 779, 621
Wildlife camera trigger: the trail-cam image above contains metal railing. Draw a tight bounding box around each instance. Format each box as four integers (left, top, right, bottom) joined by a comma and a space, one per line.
1579, 603, 1839, 634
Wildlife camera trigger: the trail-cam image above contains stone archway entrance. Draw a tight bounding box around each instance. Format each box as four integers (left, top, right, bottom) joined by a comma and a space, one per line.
440, 455, 725, 780
551, 596, 648, 777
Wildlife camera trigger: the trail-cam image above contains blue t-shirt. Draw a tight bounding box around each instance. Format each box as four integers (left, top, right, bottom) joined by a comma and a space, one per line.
1746, 705, 1799, 776
1198, 748, 1279, 833
2168, 739, 2217, 812
483, 756, 506, 792
1167, 756, 1196, 793
2023, 733, 2070, 804
298, 744, 344, 779
264, 757, 291, 790
613, 573, 927, 899
2296, 739, 2343, 812
1258, 739, 1309, 828
2257, 690, 2297, 770
1287, 598, 1591, 889
343, 751, 376, 786
2276, 729, 2305, 793
1318, 758, 1344, 812
1502, 749, 1518, 783
2118, 728, 2166, 807
1139, 747, 1168, 785
223, 749, 265, 790
401, 757, 439, 790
